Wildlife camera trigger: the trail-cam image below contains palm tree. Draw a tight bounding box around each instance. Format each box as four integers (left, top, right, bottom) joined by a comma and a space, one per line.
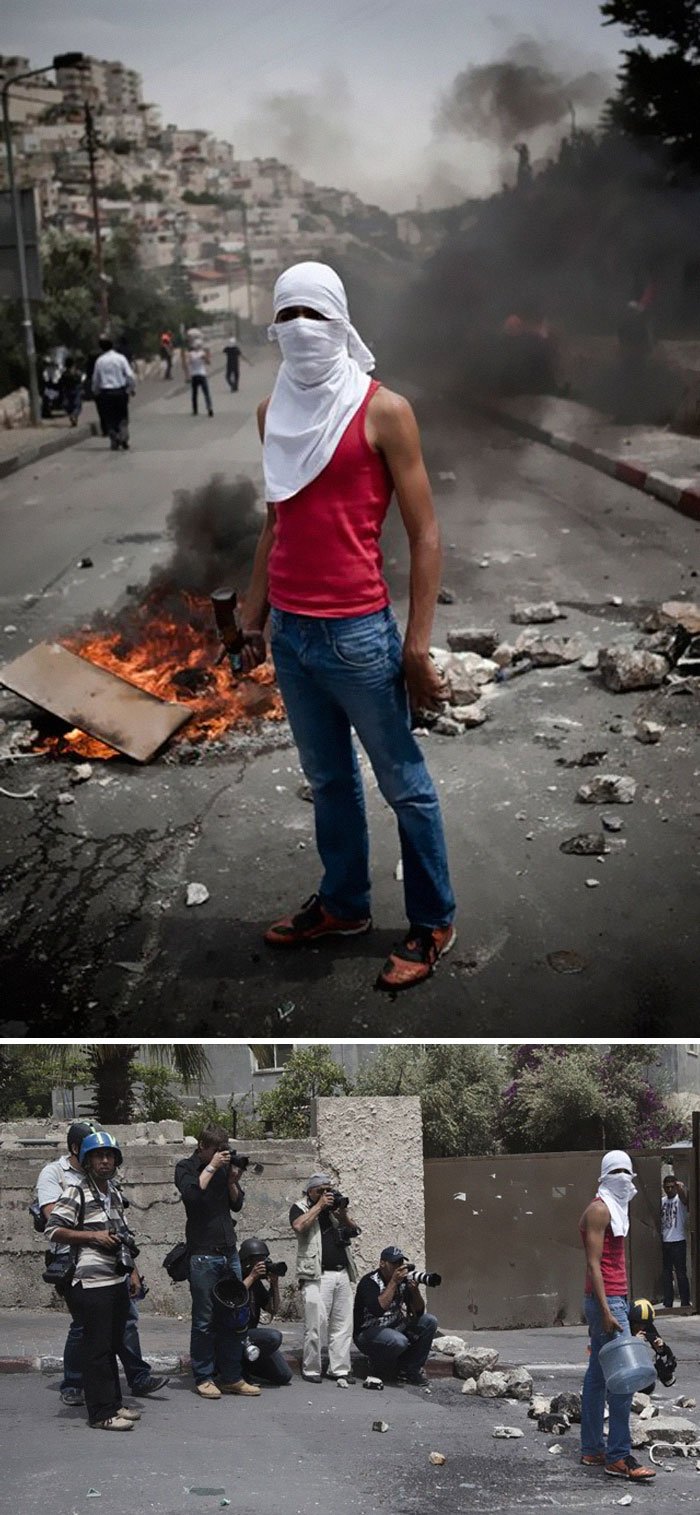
47, 1044, 211, 1125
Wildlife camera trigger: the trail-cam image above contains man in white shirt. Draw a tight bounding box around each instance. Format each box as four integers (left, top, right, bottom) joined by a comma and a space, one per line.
91, 336, 136, 451
185, 342, 214, 417
661, 1174, 690, 1308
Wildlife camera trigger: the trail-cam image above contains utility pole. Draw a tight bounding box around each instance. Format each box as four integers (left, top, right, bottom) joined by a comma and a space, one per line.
83, 99, 108, 326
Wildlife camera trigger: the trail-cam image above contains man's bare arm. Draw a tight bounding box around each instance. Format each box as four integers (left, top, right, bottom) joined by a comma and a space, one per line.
239, 397, 274, 669
583, 1201, 622, 1333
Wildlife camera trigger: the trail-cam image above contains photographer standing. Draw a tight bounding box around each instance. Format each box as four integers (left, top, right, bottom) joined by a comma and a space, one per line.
354, 1246, 438, 1386
174, 1125, 261, 1400
239, 1238, 292, 1386
45, 1132, 143, 1431
290, 1173, 359, 1384
36, 1122, 166, 1407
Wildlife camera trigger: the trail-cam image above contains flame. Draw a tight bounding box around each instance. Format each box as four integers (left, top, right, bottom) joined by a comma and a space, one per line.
37, 590, 285, 760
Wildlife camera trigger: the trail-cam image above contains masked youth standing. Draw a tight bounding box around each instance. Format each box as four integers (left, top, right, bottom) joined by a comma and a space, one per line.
240, 262, 456, 993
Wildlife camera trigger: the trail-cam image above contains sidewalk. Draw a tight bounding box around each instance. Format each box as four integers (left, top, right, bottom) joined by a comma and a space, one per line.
481, 393, 700, 522
2, 1307, 698, 1377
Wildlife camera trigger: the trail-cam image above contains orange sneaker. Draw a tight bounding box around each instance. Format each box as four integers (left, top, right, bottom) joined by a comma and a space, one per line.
580, 1454, 605, 1466
264, 892, 372, 947
604, 1456, 656, 1481
376, 923, 456, 992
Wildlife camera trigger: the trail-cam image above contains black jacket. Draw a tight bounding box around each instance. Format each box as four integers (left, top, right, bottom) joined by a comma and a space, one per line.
174, 1151, 244, 1254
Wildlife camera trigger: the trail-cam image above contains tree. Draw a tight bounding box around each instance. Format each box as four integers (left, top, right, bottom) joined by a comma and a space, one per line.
46, 1044, 210, 1125
0, 1046, 88, 1119
255, 1046, 351, 1138
501, 1045, 688, 1152
356, 1044, 504, 1157
601, 1, 700, 170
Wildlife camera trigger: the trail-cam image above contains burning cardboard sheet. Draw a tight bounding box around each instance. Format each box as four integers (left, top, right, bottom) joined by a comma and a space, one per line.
0, 642, 191, 762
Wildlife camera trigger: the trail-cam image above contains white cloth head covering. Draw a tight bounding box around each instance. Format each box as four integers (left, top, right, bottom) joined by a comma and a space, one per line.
263, 261, 375, 502
597, 1150, 637, 1237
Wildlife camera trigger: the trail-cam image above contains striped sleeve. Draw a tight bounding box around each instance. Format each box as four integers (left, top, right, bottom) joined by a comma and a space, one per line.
45, 1183, 81, 1240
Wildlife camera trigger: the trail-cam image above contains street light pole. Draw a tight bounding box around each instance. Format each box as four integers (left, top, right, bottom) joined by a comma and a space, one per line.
1, 54, 84, 426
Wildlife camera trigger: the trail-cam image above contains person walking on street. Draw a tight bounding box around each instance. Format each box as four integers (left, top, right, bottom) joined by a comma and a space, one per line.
290, 1173, 358, 1384
160, 330, 174, 380
91, 337, 136, 451
661, 1174, 691, 1308
45, 1131, 147, 1432
59, 356, 84, 427
186, 339, 214, 416
239, 261, 456, 992
223, 334, 249, 391
579, 1150, 655, 1484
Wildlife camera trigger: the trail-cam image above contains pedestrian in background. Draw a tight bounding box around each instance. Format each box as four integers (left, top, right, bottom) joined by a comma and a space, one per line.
91, 336, 136, 451
186, 339, 214, 417
160, 330, 173, 380
661, 1173, 690, 1309
223, 333, 250, 392
59, 356, 84, 427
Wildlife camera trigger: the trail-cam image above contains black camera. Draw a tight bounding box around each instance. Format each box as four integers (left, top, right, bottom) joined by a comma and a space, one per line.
337, 1224, 361, 1245
403, 1264, 442, 1288
226, 1145, 264, 1175
655, 1344, 677, 1387
113, 1225, 140, 1276
264, 1260, 288, 1278
329, 1190, 349, 1210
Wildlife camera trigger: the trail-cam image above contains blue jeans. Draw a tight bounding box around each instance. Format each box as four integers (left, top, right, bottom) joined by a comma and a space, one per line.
581, 1295, 632, 1463
270, 608, 455, 927
191, 374, 212, 414
62, 1282, 152, 1391
188, 1250, 243, 1385
355, 1311, 438, 1378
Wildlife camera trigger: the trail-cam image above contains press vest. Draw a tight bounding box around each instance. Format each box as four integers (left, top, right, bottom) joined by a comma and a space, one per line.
294, 1196, 359, 1283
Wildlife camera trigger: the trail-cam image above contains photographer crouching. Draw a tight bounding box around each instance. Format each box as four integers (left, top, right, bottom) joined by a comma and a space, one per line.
239, 1238, 293, 1386
175, 1124, 261, 1400
290, 1173, 360, 1384
44, 1132, 144, 1431
354, 1246, 439, 1386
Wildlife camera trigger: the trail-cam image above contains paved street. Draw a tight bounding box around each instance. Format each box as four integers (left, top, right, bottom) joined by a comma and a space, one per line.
5, 1357, 700, 1515
0, 354, 698, 1034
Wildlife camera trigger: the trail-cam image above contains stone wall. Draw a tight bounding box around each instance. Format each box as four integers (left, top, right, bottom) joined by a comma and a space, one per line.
0, 1097, 425, 1314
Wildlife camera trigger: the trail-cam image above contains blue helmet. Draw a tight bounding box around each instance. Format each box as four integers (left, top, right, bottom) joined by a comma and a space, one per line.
79, 1130, 122, 1167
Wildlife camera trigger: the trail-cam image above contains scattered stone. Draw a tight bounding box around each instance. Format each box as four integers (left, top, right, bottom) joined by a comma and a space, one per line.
630, 1419, 651, 1448
635, 719, 665, 744
428, 1453, 446, 1466
445, 669, 482, 705
437, 471, 456, 483
434, 715, 462, 736
394, 859, 403, 882
4, 624, 17, 634
537, 1412, 570, 1434
577, 774, 637, 805
504, 1368, 533, 1401
648, 1415, 699, 1444
579, 648, 600, 671
445, 650, 499, 685
511, 601, 566, 625
555, 749, 608, 768
551, 1392, 582, 1423
363, 1377, 384, 1390
528, 1396, 553, 1419
676, 1396, 697, 1410
608, 594, 623, 606
453, 1347, 500, 1380
437, 586, 456, 604
616, 1497, 633, 1507
447, 626, 499, 657
451, 702, 487, 728
69, 763, 93, 784
559, 833, 608, 856
632, 1392, 652, 1415
372, 1420, 389, 1433
601, 814, 624, 832
77, 556, 93, 569
476, 1370, 510, 1399
513, 631, 584, 666
585, 878, 601, 888
185, 882, 209, 907
56, 791, 75, 805
659, 599, 700, 635
297, 781, 314, 802
598, 645, 669, 693
638, 1404, 658, 1420
492, 642, 516, 668
460, 1378, 478, 1395
546, 949, 588, 974
548, 1444, 563, 1456
493, 1426, 524, 1438
434, 1335, 466, 1357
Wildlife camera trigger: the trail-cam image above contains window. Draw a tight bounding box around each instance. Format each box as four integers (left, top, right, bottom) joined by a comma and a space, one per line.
251, 1044, 294, 1073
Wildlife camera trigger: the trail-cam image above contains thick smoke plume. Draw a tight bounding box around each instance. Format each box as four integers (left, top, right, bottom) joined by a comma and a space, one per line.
149, 474, 263, 597
436, 39, 609, 149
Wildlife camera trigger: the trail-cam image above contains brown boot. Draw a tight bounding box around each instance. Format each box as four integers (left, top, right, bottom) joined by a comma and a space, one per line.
218, 1380, 261, 1396
195, 1380, 222, 1399
605, 1456, 656, 1481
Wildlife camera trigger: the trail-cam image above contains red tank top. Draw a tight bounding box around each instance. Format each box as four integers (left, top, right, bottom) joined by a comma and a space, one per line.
267, 379, 394, 617
581, 1199, 628, 1296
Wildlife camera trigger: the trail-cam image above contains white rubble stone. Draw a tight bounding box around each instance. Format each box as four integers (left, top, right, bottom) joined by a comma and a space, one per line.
505, 1368, 534, 1401
493, 642, 516, 668
446, 627, 500, 656
451, 702, 487, 728
434, 716, 462, 736
528, 1395, 553, 1418
476, 1370, 510, 1398
433, 1335, 466, 1357
579, 648, 600, 671
453, 1346, 500, 1379
648, 1415, 699, 1443
632, 1392, 652, 1414
635, 719, 666, 744
185, 882, 210, 906
511, 601, 566, 624
513, 630, 584, 665
445, 650, 499, 685
577, 774, 637, 805
598, 644, 669, 692
493, 1426, 524, 1438
461, 1377, 478, 1395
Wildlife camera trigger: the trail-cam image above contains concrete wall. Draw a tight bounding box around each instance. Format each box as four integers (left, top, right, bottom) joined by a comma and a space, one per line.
0, 1096, 425, 1315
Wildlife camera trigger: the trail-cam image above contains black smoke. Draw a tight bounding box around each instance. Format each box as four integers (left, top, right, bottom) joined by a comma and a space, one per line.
149, 474, 263, 596
436, 39, 609, 152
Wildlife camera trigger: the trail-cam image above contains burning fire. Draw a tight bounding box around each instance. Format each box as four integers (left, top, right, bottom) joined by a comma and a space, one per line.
38, 589, 285, 759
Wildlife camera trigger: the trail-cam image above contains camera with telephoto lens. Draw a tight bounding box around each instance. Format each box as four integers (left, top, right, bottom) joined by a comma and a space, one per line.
112, 1225, 140, 1276
264, 1260, 288, 1278
402, 1263, 442, 1288
226, 1144, 264, 1174
655, 1343, 677, 1387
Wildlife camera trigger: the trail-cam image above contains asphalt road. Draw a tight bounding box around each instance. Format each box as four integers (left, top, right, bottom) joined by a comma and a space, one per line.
0, 355, 699, 1034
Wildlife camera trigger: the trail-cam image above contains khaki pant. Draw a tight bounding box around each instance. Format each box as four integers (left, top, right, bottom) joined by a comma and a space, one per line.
301, 1271, 353, 1377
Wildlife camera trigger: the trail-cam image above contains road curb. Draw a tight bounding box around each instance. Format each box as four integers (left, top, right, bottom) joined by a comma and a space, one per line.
0, 421, 98, 480
479, 402, 700, 524
0, 1349, 458, 1378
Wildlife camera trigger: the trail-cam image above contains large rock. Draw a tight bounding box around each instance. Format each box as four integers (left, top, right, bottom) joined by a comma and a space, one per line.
648, 1415, 699, 1444
513, 630, 584, 666
460, 1377, 478, 1395
447, 626, 500, 657
511, 601, 566, 625
445, 651, 499, 686
505, 1368, 534, 1401
433, 1335, 466, 1357
598, 645, 669, 692
577, 773, 637, 805
476, 1370, 510, 1399
659, 599, 700, 635
453, 1346, 500, 1379
551, 1391, 582, 1423
630, 1419, 650, 1448
451, 702, 488, 728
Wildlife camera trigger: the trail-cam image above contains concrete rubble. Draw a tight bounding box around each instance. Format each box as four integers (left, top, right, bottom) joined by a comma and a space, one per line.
452, 1346, 500, 1379
476, 1370, 511, 1398
513, 630, 585, 665
577, 774, 637, 805
598, 645, 670, 692
446, 627, 500, 656
510, 601, 566, 625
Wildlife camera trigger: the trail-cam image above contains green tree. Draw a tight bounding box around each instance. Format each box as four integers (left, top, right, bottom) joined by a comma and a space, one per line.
501, 1045, 688, 1152
602, 1, 700, 170
131, 1063, 185, 1122
0, 1046, 88, 1119
255, 1046, 351, 1138
356, 1045, 503, 1157
46, 1045, 210, 1125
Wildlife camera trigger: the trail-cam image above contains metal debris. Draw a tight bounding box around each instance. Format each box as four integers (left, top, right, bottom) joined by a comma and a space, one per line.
0, 782, 39, 800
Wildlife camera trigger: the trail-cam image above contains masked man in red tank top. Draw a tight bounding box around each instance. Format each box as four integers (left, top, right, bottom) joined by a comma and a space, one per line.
240, 262, 456, 992
579, 1151, 655, 1484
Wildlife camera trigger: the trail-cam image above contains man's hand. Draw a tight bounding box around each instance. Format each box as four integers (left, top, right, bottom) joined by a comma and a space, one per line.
209, 1149, 231, 1172
403, 648, 448, 714
229, 1165, 243, 1183
129, 1268, 141, 1297
93, 1232, 120, 1250
320, 1190, 337, 1210
602, 1309, 623, 1336
243, 1260, 267, 1289
240, 630, 267, 674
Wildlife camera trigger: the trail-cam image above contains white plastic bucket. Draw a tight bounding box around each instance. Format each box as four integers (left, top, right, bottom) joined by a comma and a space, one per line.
598, 1334, 655, 1395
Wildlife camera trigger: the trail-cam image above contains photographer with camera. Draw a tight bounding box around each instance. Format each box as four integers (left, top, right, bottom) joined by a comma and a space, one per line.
35, 1121, 167, 1408
238, 1239, 293, 1386
174, 1124, 261, 1400
353, 1245, 439, 1386
44, 1132, 145, 1431
290, 1173, 360, 1384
